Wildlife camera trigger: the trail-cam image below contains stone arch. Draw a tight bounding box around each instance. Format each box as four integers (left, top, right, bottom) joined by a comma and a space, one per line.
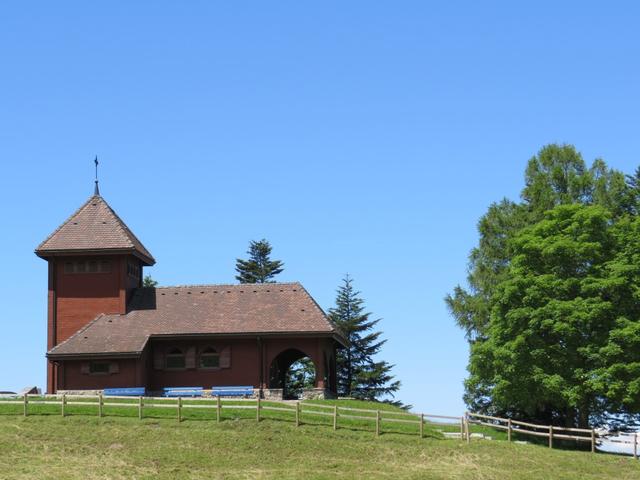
268, 348, 318, 399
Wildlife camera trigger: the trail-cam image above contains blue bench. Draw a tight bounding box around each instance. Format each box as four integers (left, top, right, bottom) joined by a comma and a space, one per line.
163, 387, 203, 397
103, 387, 146, 397
211, 386, 254, 397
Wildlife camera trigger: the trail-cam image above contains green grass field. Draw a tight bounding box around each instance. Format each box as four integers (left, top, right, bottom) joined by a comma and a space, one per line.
1, 398, 639, 479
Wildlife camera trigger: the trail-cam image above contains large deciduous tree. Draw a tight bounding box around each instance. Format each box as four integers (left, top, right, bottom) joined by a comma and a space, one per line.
235, 239, 284, 284
447, 143, 640, 426
473, 204, 615, 426
330, 275, 400, 401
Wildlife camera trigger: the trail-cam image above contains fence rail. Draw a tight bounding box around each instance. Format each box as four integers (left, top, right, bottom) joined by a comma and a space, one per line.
2, 394, 465, 440
466, 412, 598, 452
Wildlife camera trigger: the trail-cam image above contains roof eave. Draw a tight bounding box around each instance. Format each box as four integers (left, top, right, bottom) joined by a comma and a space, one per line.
46, 330, 346, 358
148, 331, 343, 342
46, 351, 143, 360
35, 247, 155, 266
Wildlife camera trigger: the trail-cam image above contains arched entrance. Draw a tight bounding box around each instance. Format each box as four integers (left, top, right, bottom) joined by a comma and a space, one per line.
268, 348, 317, 399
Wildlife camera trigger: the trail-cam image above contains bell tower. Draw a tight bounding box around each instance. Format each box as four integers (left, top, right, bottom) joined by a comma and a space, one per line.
35, 175, 155, 393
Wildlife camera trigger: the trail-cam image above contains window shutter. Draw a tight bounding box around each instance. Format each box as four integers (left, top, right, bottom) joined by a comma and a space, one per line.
219, 346, 231, 368
80, 362, 90, 374
153, 348, 164, 370
185, 346, 196, 369
109, 362, 119, 374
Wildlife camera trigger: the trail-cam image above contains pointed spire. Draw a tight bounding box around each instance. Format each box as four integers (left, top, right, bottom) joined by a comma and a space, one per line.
94, 156, 100, 196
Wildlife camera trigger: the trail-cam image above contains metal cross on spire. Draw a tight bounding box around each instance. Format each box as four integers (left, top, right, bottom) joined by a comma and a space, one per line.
94, 156, 100, 196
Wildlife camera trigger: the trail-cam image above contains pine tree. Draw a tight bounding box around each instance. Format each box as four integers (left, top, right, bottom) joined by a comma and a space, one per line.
143, 275, 158, 287
329, 275, 400, 401
235, 239, 284, 283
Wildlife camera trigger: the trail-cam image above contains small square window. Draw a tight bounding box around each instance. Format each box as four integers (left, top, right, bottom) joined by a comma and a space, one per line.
200, 355, 220, 369
199, 347, 220, 369
165, 348, 186, 369
89, 362, 110, 374
88, 261, 98, 273
100, 261, 111, 273
64, 262, 74, 274
166, 356, 185, 369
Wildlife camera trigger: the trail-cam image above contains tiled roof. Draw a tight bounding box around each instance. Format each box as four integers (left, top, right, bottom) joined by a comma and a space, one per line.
35, 195, 155, 265
48, 283, 343, 357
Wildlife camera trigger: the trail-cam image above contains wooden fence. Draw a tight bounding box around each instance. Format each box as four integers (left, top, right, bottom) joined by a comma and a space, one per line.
467, 412, 598, 452
3, 394, 463, 439
9, 394, 636, 457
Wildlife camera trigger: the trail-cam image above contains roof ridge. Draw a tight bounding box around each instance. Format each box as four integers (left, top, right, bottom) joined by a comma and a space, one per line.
35, 195, 97, 251
99, 197, 154, 260
155, 282, 302, 289
100, 199, 135, 248
47, 313, 107, 354
294, 283, 341, 333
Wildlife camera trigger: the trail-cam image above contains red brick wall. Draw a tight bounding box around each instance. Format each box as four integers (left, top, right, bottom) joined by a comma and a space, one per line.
58, 359, 140, 390
53, 255, 127, 343
47, 254, 140, 393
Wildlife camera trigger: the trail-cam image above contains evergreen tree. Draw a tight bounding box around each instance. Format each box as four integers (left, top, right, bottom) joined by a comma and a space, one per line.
235, 239, 284, 283
329, 275, 400, 401
623, 166, 640, 215
284, 358, 316, 399
143, 275, 158, 287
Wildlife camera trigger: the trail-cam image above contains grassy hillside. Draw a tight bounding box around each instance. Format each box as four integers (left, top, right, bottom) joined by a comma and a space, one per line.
0, 399, 639, 479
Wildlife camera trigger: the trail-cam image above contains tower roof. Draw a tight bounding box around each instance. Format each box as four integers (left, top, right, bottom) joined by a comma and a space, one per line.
35, 195, 155, 265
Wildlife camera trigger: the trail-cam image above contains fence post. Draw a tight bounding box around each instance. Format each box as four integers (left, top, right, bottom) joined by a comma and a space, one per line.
177, 397, 182, 422
508, 418, 512, 442
138, 396, 143, 420
23, 394, 28, 417
333, 405, 338, 430
216, 395, 221, 423
295, 401, 300, 427
61, 393, 66, 417
634, 433, 638, 460
376, 410, 380, 437
256, 395, 261, 422
420, 414, 424, 439
591, 428, 595, 453
549, 425, 553, 449
465, 412, 470, 444
98, 394, 103, 418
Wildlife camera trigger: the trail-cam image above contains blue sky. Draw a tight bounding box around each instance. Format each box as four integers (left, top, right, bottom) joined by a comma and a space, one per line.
1, 2, 639, 414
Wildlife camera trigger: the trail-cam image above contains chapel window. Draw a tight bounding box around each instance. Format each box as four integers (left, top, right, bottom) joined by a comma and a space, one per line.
200, 347, 220, 369
166, 348, 186, 369
89, 361, 110, 374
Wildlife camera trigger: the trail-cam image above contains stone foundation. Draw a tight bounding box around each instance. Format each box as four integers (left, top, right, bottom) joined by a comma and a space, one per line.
300, 388, 334, 400
55, 389, 102, 396
261, 388, 284, 400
